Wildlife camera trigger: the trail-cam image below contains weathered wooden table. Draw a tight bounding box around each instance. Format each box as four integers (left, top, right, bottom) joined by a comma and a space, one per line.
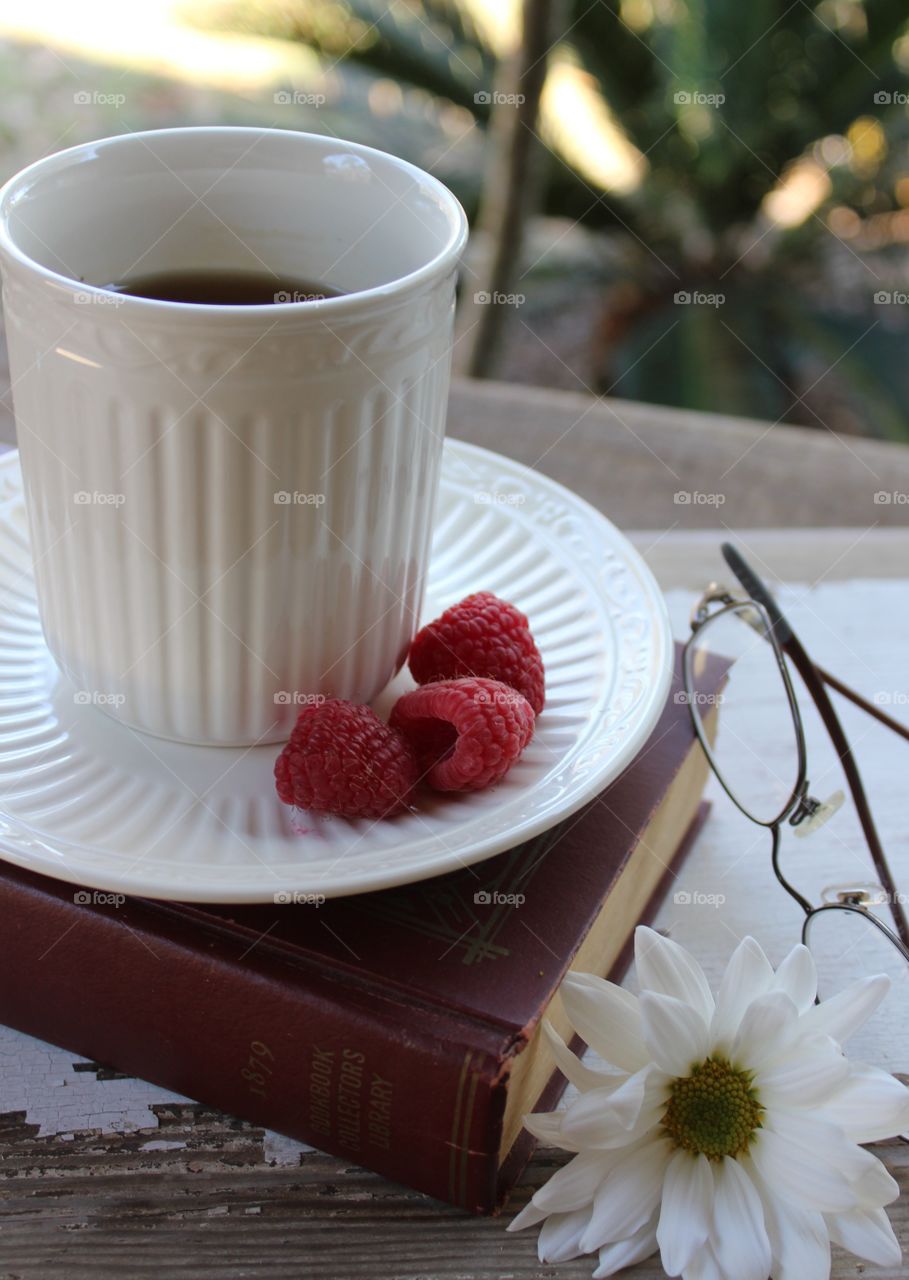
1, 377, 908, 1278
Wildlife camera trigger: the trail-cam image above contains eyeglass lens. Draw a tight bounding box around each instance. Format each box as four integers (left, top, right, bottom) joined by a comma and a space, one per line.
686, 604, 802, 825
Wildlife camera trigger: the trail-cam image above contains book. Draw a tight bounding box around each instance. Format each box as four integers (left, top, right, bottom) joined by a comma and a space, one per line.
0, 644, 721, 1213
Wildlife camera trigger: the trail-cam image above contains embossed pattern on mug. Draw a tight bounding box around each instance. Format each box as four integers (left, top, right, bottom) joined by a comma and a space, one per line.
5, 285, 456, 745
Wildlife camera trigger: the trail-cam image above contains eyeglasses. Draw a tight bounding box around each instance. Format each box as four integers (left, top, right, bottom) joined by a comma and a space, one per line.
682, 544, 909, 1069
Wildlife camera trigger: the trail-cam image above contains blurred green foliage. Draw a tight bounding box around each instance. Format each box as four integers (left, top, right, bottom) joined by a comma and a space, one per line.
194, 0, 909, 438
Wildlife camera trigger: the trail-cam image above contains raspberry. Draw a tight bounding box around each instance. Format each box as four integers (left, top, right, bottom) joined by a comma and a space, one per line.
275, 699, 417, 819
390, 677, 534, 792
408, 592, 545, 715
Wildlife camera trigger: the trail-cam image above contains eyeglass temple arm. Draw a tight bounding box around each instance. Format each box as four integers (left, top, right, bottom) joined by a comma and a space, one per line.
721, 544, 794, 642
813, 666, 909, 742
722, 545, 909, 740
722, 544, 909, 950
721, 544, 909, 741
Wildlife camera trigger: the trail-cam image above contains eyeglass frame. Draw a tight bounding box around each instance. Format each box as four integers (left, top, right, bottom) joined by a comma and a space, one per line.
682, 542, 909, 968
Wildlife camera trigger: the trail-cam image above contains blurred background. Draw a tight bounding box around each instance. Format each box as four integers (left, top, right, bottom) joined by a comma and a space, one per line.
2, 0, 909, 440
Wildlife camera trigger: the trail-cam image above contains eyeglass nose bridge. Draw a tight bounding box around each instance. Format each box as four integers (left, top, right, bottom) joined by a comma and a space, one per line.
789, 788, 820, 826
788, 786, 845, 836
821, 882, 892, 908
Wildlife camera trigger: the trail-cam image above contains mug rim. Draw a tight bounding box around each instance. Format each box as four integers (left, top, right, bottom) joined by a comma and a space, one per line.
0, 126, 469, 318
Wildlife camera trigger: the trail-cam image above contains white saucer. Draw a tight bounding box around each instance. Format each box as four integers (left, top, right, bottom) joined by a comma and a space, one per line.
0, 440, 671, 902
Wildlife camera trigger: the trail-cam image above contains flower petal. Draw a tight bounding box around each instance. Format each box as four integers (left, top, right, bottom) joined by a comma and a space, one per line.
764, 1110, 874, 1183
825, 1205, 901, 1267
754, 1036, 849, 1107
592, 1213, 659, 1278
519, 1148, 610, 1217
817, 1063, 909, 1143
771, 944, 817, 1012
681, 1241, 724, 1280
560, 1066, 667, 1149
542, 1020, 626, 1094
558, 1084, 641, 1149
709, 1157, 772, 1280
560, 974, 649, 1072
750, 1127, 856, 1213
507, 1198, 549, 1233
745, 1157, 830, 1280
579, 1138, 673, 1253
851, 1148, 899, 1209
710, 936, 774, 1049
635, 925, 715, 1024
538, 1206, 591, 1263
522, 1110, 580, 1151
801, 974, 890, 1045
731, 991, 798, 1070
657, 1149, 712, 1276
640, 991, 710, 1076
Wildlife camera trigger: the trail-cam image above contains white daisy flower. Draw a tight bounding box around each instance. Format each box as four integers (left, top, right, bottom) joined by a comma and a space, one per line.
509, 925, 909, 1279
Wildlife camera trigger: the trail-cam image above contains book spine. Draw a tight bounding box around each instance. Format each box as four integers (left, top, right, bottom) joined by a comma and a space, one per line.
0, 871, 506, 1211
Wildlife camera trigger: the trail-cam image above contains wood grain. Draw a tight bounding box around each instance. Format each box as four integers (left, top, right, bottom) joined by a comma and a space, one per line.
1, 1126, 906, 1279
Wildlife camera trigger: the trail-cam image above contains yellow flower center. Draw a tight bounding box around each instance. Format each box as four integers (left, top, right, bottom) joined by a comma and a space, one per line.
662, 1056, 764, 1160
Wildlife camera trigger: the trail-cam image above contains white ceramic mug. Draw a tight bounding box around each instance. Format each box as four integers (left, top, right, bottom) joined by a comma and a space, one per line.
0, 127, 467, 745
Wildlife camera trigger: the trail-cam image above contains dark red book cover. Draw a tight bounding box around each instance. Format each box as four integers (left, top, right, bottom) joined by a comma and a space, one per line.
0, 645, 719, 1212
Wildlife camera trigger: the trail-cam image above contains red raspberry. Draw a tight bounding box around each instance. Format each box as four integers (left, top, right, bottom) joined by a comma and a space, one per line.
275, 699, 417, 819
390, 677, 534, 792
408, 592, 545, 715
